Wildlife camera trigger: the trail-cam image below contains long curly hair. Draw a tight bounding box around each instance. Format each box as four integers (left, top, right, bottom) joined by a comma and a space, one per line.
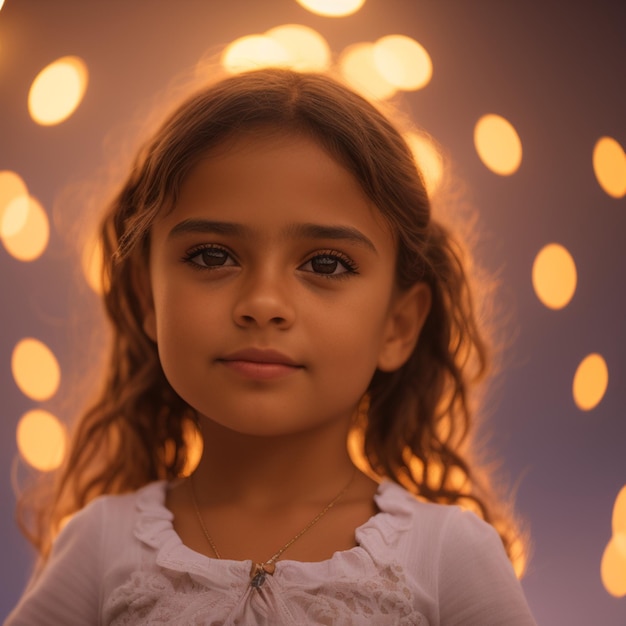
19, 68, 526, 571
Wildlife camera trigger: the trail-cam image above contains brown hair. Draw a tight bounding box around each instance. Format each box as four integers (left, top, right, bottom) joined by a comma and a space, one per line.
20, 68, 525, 570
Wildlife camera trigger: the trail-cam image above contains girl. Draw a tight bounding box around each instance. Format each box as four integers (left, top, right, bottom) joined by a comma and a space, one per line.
7, 68, 536, 625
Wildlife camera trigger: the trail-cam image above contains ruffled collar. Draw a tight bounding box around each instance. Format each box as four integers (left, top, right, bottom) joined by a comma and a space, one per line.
133, 478, 415, 584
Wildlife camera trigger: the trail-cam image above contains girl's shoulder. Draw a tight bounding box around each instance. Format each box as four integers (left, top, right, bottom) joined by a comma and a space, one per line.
371, 480, 504, 562
4, 482, 172, 626
373, 480, 535, 624
57, 480, 168, 552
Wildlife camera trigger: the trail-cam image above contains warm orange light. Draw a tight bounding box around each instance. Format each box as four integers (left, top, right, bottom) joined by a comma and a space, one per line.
593, 136, 626, 198
601, 486, 626, 597
1, 195, 30, 238
0, 170, 29, 230
221, 35, 290, 74
82, 235, 108, 294
11, 337, 61, 401
474, 114, 522, 175
347, 429, 369, 475
295, 0, 365, 17
28, 56, 88, 125
509, 535, 528, 580
404, 132, 444, 196
0, 195, 50, 261
373, 35, 432, 91
613, 486, 626, 536
16, 409, 67, 471
58, 514, 74, 534
265, 24, 331, 72
531, 243, 577, 310
601, 535, 626, 597
573, 353, 608, 411
339, 43, 396, 100
180, 420, 203, 477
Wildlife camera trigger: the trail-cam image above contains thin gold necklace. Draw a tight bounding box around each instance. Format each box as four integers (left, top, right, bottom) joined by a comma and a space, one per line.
189, 468, 357, 589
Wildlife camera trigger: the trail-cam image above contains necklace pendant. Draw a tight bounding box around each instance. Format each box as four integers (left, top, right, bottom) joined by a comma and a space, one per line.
250, 562, 275, 588
251, 569, 266, 588
250, 563, 267, 588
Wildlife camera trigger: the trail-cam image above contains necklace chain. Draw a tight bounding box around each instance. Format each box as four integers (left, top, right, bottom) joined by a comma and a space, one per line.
189, 468, 356, 587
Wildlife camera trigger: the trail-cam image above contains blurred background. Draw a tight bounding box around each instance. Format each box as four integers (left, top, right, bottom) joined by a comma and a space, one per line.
1, 0, 625, 623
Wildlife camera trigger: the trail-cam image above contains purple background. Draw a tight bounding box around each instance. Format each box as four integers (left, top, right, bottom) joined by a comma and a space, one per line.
1, 1, 625, 623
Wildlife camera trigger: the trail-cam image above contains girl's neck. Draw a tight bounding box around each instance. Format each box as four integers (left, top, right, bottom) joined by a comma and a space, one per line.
192, 416, 356, 510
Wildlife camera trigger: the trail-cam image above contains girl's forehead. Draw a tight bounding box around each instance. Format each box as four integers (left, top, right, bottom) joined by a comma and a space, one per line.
152, 130, 395, 249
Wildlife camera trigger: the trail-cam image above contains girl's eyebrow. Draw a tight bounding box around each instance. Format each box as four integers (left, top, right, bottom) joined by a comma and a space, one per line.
168, 219, 243, 238
287, 223, 377, 254
167, 219, 378, 254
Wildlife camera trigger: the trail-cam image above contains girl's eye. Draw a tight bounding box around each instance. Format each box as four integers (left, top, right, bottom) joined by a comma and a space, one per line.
183, 245, 236, 269
299, 252, 359, 278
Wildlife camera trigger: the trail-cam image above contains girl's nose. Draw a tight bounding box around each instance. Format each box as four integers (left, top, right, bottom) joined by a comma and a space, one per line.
232, 268, 295, 329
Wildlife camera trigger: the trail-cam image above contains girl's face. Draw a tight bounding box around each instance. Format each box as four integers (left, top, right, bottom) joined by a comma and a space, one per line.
144, 129, 428, 438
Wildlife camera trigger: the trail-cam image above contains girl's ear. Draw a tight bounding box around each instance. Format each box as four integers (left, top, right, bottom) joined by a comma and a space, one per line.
133, 260, 157, 342
377, 282, 431, 372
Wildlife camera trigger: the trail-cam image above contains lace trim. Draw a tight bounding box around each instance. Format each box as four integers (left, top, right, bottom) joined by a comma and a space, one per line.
103, 562, 424, 625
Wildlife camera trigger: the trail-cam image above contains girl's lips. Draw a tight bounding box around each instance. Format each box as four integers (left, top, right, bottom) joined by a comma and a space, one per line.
217, 348, 303, 380
219, 360, 301, 380
219, 348, 301, 366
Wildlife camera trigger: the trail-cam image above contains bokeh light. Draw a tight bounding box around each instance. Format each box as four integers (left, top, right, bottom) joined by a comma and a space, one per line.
602, 535, 626, 597
339, 43, 396, 100
602, 486, 626, 597
373, 35, 432, 91
16, 409, 66, 471
11, 338, 61, 401
266, 24, 331, 72
295, 0, 365, 17
474, 114, 523, 175
613, 486, 626, 535
0, 195, 50, 261
573, 353, 608, 411
404, 131, 444, 196
0, 170, 29, 230
593, 136, 626, 199
221, 35, 290, 74
81, 235, 108, 294
532, 243, 577, 310
28, 56, 88, 125
1, 195, 30, 238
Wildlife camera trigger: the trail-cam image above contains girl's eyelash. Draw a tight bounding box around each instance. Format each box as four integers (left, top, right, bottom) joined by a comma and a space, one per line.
181, 245, 359, 277
182, 244, 235, 269
302, 249, 360, 279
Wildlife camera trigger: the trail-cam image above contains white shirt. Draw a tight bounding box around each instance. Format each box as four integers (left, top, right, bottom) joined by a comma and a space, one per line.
5, 480, 537, 625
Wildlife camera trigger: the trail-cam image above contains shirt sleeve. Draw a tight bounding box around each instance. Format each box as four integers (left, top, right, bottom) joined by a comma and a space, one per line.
4, 499, 105, 626
437, 508, 537, 626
